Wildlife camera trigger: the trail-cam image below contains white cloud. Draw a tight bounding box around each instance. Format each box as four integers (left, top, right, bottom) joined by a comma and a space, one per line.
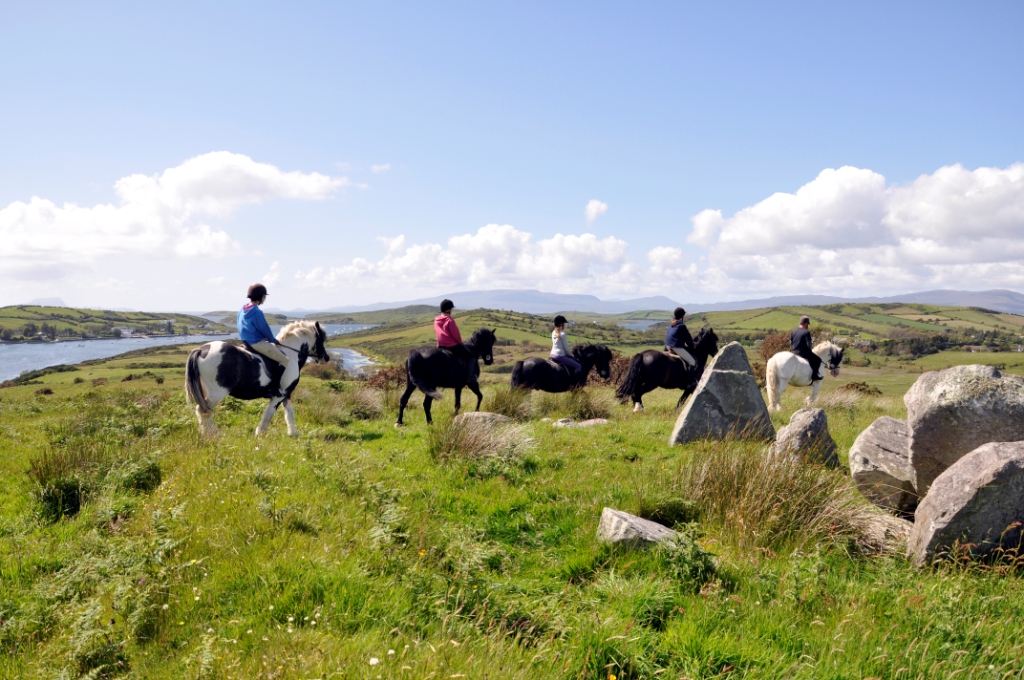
296, 224, 632, 294
206, 276, 226, 285
687, 162, 1024, 295
371, 163, 391, 174
585, 199, 608, 222
0, 152, 350, 279
263, 261, 281, 286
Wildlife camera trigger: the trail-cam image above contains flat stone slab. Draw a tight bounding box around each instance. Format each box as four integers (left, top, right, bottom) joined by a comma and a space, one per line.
454, 411, 512, 426
670, 342, 774, 445
905, 364, 1024, 494
553, 418, 610, 429
908, 440, 1024, 567
771, 408, 839, 467
597, 508, 677, 548
849, 417, 917, 513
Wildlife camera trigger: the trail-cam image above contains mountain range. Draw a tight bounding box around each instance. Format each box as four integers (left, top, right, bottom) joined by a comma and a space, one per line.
263, 288, 1024, 317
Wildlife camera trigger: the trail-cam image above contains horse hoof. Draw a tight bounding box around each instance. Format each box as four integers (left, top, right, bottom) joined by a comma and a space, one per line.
394, 422, 404, 429
633, 404, 644, 413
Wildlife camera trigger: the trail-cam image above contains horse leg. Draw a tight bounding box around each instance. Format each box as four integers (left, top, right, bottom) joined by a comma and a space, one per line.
196, 404, 217, 437
396, 383, 417, 427
256, 398, 282, 436
675, 388, 692, 409
423, 395, 434, 425
467, 382, 483, 411
283, 399, 298, 436
454, 387, 463, 415
808, 379, 823, 405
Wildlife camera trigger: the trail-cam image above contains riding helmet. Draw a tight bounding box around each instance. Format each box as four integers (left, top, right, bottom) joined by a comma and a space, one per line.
673, 307, 686, 320
247, 283, 268, 301
553, 314, 567, 327
440, 299, 455, 313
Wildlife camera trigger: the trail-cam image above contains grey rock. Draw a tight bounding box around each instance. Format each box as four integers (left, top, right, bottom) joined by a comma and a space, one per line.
908, 441, 1024, 567
706, 341, 756, 373
553, 418, 610, 429
454, 411, 512, 426
849, 417, 917, 513
596, 507, 677, 547
856, 513, 913, 555
670, 342, 774, 445
905, 365, 1024, 494
771, 408, 839, 467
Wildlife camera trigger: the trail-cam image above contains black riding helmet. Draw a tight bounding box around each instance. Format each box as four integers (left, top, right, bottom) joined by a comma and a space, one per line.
673, 307, 686, 320
553, 315, 567, 327
440, 299, 454, 313
247, 283, 268, 301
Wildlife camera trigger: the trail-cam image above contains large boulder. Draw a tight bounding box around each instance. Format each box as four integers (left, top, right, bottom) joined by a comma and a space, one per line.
907, 441, 1024, 567
597, 508, 677, 548
770, 408, 839, 467
849, 417, 917, 513
669, 342, 774, 445
905, 365, 1024, 494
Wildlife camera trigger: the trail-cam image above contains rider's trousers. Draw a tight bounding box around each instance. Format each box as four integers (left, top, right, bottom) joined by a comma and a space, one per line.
250, 340, 290, 367
666, 346, 696, 367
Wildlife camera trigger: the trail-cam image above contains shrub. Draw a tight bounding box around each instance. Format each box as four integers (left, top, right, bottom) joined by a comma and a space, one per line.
760, 332, 790, 361
305, 359, 345, 380
671, 441, 876, 551
35, 387, 53, 395
73, 377, 85, 384
486, 386, 532, 420
113, 458, 162, 493
323, 379, 346, 392
426, 417, 532, 463
634, 495, 699, 528
837, 380, 882, 396
588, 352, 632, 387
534, 389, 612, 420
366, 365, 406, 390
27, 448, 105, 522
92, 377, 108, 387
750, 359, 767, 388
341, 387, 384, 420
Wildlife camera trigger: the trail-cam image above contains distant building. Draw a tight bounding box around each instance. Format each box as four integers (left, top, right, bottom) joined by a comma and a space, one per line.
113, 327, 135, 337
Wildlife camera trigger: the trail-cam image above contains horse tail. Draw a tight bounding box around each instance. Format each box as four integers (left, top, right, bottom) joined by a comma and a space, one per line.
765, 355, 780, 410
185, 347, 212, 414
510, 360, 526, 389
615, 353, 644, 403
407, 353, 443, 400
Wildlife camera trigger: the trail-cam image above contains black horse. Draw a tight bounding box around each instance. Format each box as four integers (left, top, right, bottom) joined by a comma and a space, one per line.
396, 328, 497, 426
615, 328, 719, 412
509, 344, 614, 392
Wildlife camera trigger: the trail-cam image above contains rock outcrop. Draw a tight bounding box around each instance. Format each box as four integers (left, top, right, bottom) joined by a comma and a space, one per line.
596, 508, 677, 548
905, 365, 1024, 494
454, 411, 512, 426
770, 408, 839, 467
907, 441, 1024, 567
849, 417, 917, 513
553, 418, 610, 429
669, 342, 774, 445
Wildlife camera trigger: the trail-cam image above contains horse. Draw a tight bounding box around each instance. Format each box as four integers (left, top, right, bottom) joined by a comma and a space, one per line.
184, 320, 330, 437
615, 328, 720, 413
396, 328, 497, 426
765, 341, 845, 412
509, 344, 614, 392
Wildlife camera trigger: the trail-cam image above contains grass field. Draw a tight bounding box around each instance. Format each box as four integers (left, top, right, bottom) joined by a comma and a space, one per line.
2, 343, 1024, 679
0, 306, 230, 340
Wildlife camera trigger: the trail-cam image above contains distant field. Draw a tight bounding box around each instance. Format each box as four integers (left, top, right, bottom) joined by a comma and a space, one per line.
0, 305, 230, 340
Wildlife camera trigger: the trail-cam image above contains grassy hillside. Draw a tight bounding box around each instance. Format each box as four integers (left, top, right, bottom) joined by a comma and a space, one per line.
0, 306, 230, 341
2, 346, 1024, 678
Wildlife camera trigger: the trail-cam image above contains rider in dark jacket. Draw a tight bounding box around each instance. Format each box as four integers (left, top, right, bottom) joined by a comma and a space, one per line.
665, 307, 696, 368
791, 315, 823, 381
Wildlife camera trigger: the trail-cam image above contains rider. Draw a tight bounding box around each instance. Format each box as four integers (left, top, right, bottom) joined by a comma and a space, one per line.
664, 307, 696, 368
791, 315, 824, 381
435, 299, 472, 364
549, 315, 581, 376
238, 283, 290, 380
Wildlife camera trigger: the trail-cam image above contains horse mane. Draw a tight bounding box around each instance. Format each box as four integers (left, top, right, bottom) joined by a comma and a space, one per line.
468, 327, 495, 343
813, 340, 841, 357
572, 343, 611, 359
278, 320, 320, 342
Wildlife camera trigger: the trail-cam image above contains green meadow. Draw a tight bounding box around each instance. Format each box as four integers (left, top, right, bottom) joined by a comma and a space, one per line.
2, 337, 1024, 679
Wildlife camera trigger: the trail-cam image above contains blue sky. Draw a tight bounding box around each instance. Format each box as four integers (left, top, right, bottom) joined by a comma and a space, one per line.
2, 2, 1022, 310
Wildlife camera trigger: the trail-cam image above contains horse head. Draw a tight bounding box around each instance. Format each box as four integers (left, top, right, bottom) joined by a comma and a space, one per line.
279, 320, 331, 364
695, 327, 719, 358
312, 321, 330, 363
468, 328, 497, 365
828, 344, 844, 377
573, 343, 613, 379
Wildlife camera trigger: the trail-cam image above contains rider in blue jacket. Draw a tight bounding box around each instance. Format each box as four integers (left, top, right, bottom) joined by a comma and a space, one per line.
665, 307, 695, 368
238, 283, 290, 371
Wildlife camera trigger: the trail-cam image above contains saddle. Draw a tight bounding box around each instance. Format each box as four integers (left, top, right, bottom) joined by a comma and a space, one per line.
242, 342, 286, 396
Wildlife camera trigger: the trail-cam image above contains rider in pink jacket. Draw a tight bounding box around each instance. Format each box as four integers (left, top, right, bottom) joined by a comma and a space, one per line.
434, 299, 472, 363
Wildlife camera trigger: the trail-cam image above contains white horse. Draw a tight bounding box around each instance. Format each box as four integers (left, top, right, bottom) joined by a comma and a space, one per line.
765, 341, 845, 412
185, 320, 330, 437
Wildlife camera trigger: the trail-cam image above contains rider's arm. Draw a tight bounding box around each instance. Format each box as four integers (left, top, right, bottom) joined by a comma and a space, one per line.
253, 308, 279, 344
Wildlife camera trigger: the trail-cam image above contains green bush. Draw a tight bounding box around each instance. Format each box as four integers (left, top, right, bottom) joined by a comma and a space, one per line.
486, 385, 532, 420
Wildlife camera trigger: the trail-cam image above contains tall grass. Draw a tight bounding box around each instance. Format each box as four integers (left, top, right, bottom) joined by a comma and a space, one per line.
426, 417, 532, 463
671, 440, 877, 551
486, 386, 532, 420
533, 389, 612, 420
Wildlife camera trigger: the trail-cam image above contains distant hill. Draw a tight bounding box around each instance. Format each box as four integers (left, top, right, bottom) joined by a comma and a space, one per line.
27, 297, 66, 307
0, 305, 231, 340
281, 288, 1024, 317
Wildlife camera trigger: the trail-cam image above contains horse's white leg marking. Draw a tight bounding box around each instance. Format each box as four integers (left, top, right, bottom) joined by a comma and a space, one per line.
633, 402, 644, 413
808, 379, 823, 404
196, 404, 218, 437
256, 399, 281, 436
283, 399, 298, 436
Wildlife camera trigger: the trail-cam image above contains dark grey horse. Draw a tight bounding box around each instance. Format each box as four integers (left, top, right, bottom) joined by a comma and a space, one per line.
509, 343, 613, 392
615, 328, 719, 412
396, 328, 497, 426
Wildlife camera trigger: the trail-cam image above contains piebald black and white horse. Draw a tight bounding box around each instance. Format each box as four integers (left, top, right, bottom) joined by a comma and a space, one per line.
185, 320, 330, 437
765, 341, 844, 412
509, 344, 613, 392
396, 328, 498, 426
615, 328, 719, 412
